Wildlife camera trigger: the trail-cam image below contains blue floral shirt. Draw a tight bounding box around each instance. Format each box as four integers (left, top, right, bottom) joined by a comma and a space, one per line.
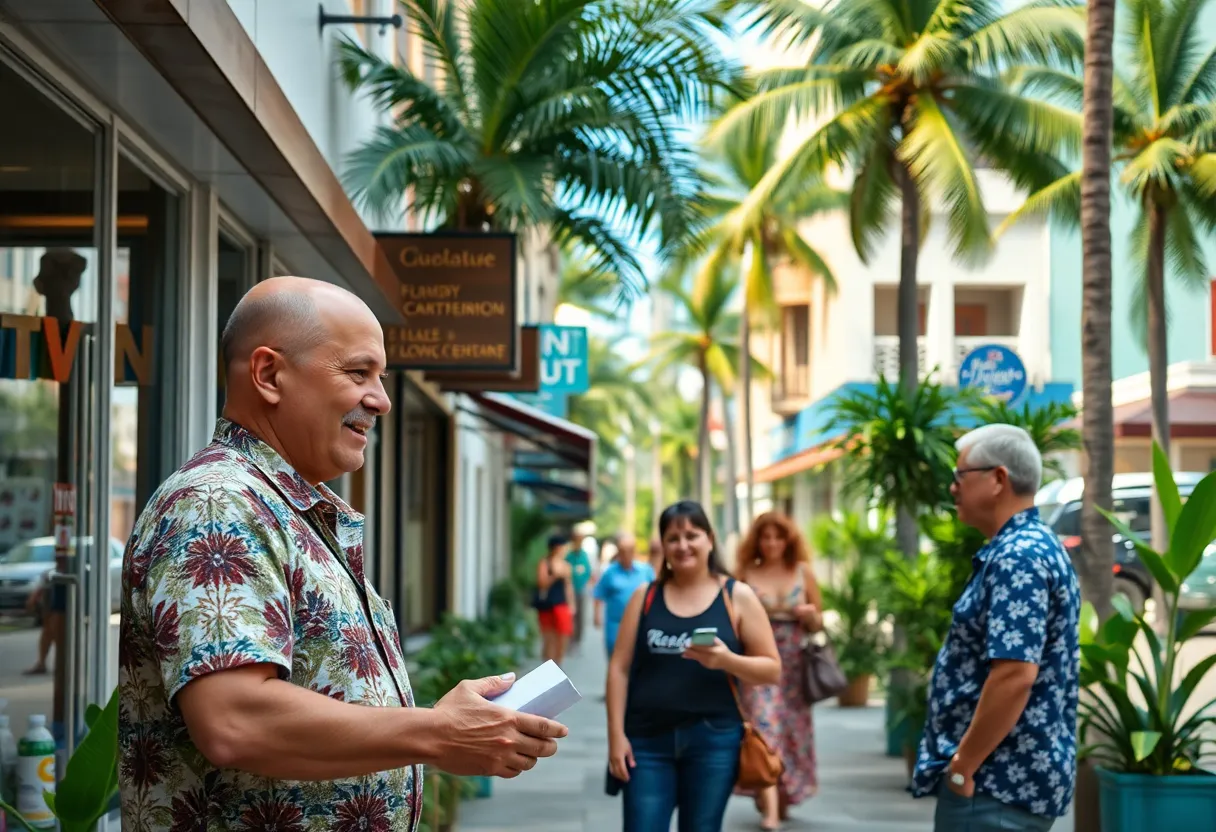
912, 508, 1081, 819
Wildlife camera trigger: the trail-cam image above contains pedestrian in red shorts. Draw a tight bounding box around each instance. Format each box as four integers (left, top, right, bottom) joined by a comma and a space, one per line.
535, 534, 577, 666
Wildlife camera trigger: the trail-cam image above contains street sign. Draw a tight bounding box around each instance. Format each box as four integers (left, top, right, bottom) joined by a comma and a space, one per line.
958, 343, 1027, 403
539, 325, 589, 395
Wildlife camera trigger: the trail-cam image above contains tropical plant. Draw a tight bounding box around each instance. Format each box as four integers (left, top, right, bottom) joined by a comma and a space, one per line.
638, 265, 767, 503
880, 549, 958, 751
811, 512, 891, 681
1002, 0, 1216, 561
337, 0, 733, 293
1077, 443, 1216, 775
656, 394, 701, 501
687, 118, 846, 525
2, 688, 119, 832
967, 398, 1082, 482
826, 375, 964, 555
717, 0, 1083, 394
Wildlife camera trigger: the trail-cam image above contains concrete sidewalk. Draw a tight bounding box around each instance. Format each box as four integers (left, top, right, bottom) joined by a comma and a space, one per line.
459, 641, 1080, 831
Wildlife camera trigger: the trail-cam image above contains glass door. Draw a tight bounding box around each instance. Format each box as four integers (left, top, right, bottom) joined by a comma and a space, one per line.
0, 55, 104, 773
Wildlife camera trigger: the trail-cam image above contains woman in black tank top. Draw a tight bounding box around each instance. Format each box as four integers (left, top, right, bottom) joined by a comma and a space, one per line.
605, 501, 781, 832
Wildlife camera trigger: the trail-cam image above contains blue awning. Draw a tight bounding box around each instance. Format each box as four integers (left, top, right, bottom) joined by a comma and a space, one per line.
769, 381, 1077, 464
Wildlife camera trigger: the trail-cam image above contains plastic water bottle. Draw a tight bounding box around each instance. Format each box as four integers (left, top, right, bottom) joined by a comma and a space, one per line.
0, 713, 16, 832
16, 715, 55, 829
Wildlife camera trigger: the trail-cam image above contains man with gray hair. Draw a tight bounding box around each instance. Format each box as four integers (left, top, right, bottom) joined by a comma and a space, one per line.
912, 424, 1081, 831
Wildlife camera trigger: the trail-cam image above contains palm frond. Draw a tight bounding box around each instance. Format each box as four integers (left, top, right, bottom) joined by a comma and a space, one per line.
1119, 137, 1191, 199
995, 170, 1082, 235
1175, 43, 1216, 107
342, 124, 470, 224
900, 95, 992, 263
1191, 152, 1216, 200
781, 226, 838, 294
849, 127, 899, 263
962, 2, 1086, 74
400, 0, 474, 118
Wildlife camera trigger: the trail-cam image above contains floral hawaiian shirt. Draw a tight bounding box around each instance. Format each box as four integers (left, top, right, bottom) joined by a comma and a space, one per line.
912, 508, 1081, 819
119, 419, 421, 832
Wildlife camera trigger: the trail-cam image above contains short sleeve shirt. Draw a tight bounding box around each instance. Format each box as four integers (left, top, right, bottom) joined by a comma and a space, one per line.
592, 560, 655, 652
912, 508, 1081, 819
566, 546, 594, 595
118, 419, 421, 832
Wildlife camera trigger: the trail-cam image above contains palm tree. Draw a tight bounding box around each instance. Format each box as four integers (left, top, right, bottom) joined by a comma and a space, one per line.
337, 0, 732, 293
556, 245, 629, 321
656, 395, 702, 504
689, 117, 846, 528
639, 265, 766, 503
568, 336, 653, 457
1001, 0, 1216, 564
719, 0, 1084, 558
967, 398, 1082, 483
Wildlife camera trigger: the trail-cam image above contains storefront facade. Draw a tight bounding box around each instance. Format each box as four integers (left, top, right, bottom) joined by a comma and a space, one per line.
0, 0, 468, 777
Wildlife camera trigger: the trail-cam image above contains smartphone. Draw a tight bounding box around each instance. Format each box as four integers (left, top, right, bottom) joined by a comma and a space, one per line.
690, 627, 718, 647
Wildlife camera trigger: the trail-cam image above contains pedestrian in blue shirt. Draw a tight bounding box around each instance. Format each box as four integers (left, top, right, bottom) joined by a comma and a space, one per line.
594, 533, 656, 657
912, 424, 1081, 831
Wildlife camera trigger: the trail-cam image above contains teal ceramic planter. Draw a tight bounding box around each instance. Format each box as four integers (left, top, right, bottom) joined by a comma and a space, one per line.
1097, 767, 1216, 831
467, 775, 493, 799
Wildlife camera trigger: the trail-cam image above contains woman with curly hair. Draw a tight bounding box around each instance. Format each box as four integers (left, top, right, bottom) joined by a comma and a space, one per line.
735, 512, 823, 830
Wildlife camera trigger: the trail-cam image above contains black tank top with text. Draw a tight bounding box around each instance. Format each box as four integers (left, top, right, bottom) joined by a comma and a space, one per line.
623, 578, 742, 737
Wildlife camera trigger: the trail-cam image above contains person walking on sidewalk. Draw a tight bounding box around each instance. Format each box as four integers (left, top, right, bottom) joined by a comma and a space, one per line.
537, 533, 577, 666
567, 524, 595, 652
735, 512, 824, 830
119, 277, 567, 832
912, 424, 1081, 831
606, 500, 781, 831
593, 533, 655, 658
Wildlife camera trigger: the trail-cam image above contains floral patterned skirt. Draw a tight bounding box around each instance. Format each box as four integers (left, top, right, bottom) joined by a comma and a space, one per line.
735, 620, 818, 805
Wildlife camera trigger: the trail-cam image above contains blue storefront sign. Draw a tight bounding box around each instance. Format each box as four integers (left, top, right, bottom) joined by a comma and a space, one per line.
510, 325, 587, 418
958, 343, 1028, 403
538, 325, 589, 394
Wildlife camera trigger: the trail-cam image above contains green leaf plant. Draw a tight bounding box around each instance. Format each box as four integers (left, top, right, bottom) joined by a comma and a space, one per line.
1078, 441, 1216, 775
1, 687, 120, 832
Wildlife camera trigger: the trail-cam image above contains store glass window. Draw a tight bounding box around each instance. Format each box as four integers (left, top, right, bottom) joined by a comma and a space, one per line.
400, 383, 448, 633
216, 231, 252, 419
0, 59, 100, 749
111, 153, 184, 564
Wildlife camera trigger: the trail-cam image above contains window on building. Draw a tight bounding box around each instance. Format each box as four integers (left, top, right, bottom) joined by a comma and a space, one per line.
873, 286, 928, 336
216, 231, 254, 418
779, 304, 810, 398
954, 304, 988, 336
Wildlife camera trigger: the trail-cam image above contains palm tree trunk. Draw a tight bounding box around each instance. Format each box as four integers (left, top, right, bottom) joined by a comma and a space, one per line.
1078, 0, 1117, 623
739, 298, 755, 529
698, 354, 713, 506
651, 420, 663, 535
895, 163, 921, 563
722, 387, 740, 539
1146, 201, 1170, 556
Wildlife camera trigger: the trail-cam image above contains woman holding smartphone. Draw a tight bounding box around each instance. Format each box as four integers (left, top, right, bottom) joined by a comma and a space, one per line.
606, 501, 781, 831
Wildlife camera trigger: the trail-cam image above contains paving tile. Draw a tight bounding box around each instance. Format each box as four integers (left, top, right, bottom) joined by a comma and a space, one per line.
457, 640, 1075, 831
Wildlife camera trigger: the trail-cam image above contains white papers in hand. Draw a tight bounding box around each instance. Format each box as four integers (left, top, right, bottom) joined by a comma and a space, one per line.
488, 660, 582, 719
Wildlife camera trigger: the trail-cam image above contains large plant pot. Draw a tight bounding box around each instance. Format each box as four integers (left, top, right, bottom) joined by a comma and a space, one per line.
1073, 757, 1100, 832
837, 675, 872, 708
1097, 767, 1216, 831
467, 775, 493, 800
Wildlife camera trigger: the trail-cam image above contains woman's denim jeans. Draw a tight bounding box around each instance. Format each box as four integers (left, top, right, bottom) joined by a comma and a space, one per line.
622, 718, 743, 832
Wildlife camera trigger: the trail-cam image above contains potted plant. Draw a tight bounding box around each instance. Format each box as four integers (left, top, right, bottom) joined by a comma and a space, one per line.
2, 687, 119, 832
812, 512, 891, 707
879, 548, 958, 771
1078, 443, 1216, 831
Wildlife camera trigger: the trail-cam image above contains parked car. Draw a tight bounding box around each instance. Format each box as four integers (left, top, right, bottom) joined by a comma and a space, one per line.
1036, 472, 1207, 612
1179, 543, 1216, 611
0, 536, 125, 623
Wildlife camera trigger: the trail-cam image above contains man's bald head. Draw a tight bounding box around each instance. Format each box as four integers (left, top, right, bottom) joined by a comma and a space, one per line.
221, 276, 365, 369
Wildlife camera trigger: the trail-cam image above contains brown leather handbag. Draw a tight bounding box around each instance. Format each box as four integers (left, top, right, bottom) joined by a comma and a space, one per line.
720, 580, 784, 790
